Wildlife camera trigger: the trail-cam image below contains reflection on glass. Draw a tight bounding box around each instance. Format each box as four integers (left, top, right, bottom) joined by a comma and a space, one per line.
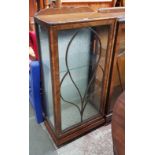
38, 25, 55, 127
58, 26, 109, 130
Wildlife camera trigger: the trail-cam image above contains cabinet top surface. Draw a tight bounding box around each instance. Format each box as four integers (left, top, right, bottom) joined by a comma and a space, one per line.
34, 7, 125, 25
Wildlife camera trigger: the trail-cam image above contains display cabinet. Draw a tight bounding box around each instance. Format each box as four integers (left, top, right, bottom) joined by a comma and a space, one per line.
98, 7, 125, 120
34, 7, 124, 146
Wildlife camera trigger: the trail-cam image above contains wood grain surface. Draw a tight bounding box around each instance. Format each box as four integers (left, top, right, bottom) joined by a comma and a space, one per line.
112, 92, 125, 155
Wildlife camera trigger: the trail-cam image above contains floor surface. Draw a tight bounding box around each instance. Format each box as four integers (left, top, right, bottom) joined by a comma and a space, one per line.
29, 104, 113, 155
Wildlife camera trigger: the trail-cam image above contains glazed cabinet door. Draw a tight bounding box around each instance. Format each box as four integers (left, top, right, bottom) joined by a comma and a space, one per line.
51, 20, 116, 132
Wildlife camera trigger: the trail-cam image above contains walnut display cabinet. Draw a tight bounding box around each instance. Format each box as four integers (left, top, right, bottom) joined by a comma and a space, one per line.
34, 7, 124, 146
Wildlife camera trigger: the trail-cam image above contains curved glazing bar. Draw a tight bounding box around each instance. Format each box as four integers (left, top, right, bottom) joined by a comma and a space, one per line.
60, 27, 102, 121
58, 26, 108, 130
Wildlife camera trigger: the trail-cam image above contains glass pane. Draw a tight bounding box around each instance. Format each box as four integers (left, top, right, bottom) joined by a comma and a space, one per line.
108, 23, 125, 112
38, 24, 55, 127
58, 26, 110, 130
